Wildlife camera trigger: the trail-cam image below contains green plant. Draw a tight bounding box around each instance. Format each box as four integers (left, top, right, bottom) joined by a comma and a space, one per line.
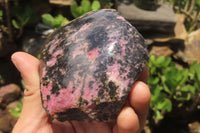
11, 6, 36, 29
159, 0, 200, 32
99, 0, 113, 8
0, 74, 5, 84
37, 54, 41, 59
70, 0, 101, 18
10, 79, 25, 117
0, 10, 3, 20
42, 14, 69, 29
148, 55, 200, 122
11, 6, 36, 39
10, 98, 23, 117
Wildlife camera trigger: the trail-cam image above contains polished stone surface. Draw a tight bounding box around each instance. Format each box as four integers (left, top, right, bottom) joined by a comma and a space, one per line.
40, 9, 148, 122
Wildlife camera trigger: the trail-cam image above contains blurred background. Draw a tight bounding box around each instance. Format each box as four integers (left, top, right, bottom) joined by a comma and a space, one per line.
0, 0, 200, 132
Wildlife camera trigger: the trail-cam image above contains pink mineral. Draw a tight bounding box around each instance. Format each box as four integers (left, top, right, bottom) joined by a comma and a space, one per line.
40, 9, 148, 122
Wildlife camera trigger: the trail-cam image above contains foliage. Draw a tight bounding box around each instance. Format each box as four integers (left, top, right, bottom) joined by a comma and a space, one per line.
99, 0, 113, 8
10, 80, 25, 118
37, 54, 41, 59
10, 98, 23, 117
189, 61, 200, 92
159, 0, 200, 32
0, 74, 5, 84
70, 0, 101, 18
148, 55, 200, 121
11, 6, 36, 29
42, 14, 69, 29
0, 10, 3, 20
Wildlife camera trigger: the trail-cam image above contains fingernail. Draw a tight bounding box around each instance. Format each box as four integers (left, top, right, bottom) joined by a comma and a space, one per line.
11, 52, 23, 73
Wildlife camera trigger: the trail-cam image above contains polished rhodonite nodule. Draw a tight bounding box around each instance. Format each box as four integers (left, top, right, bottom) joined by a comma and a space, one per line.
40, 9, 149, 122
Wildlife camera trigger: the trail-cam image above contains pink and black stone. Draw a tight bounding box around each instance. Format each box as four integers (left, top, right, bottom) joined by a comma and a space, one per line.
40, 9, 148, 122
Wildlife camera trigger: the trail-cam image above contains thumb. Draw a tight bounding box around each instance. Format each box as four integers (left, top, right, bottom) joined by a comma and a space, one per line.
11, 52, 49, 132
12, 52, 40, 96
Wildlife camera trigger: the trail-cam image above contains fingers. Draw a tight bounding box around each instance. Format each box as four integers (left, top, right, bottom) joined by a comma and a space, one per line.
11, 52, 49, 132
115, 82, 150, 133
114, 67, 150, 133
11, 52, 40, 96
129, 81, 151, 131
114, 106, 140, 133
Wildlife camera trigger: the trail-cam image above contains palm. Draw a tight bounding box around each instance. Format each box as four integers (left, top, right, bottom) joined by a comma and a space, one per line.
32, 106, 115, 133
11, 52, 150, 133
52, 120, 114, 133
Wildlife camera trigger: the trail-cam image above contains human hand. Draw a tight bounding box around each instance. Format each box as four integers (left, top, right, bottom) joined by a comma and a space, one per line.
11, 52, 150, 133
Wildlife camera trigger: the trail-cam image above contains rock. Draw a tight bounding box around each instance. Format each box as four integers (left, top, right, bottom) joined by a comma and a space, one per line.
49, 0, 75, 5
0, 109, 17, 133
133, 0, 158, 11
116, 0, 177, 36
148, 37, 184, 59
6, 100, 21, 111
40, 9, 148, 122
174, 14, 187, 39
150, 46, 173, 57
175, 29, 200, 64
0, 84, 21, 108
189, 121, 200, 133
22, 33, 47, 57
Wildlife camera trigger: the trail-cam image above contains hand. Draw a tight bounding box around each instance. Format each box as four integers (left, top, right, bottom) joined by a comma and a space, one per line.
11, 52, 150, 133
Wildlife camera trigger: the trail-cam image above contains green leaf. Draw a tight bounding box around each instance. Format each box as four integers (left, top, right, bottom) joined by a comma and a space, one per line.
194, 63, 200, 82
177, 85, 196, 94
162, 56, 171, 67
77, 6, 84, 16
150, 86, 161, 104
54, 14, 65, 28
17, 102, 22, 109
150, 66, 156, 75
156, 56, 165, 66
70, 2, 79, 18
91, 0, 101, 11
81, 0, 91, 14
60, 17, 69, 26
189, 61, 197, 79
197, 105, 200, 110
10, 100, 23, 118
164, 67, 182, 89
149, 55, 156, 63
54, 14, 69, 28
162, 82, 172, 94
157, 98, 172, 112
178, 103, 183, 107
37, 54, 41, 59
21, 17, 30, 26
12, 19, 20, 29
0, 10, 3, 20
42, 14, 54, 28
155, 110, 163, 120
23, 6, 35, 23
197, 0, 200, 8
173, 93, 191, 101
0, 10, 2, 16
11, 6, 36, 26
21, 79, 25, 90
10, 109, 21, 117
189, 85, 196, 94
148, 76, 159, 85
179, 85, 190, 92
178, 69, 188, 85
